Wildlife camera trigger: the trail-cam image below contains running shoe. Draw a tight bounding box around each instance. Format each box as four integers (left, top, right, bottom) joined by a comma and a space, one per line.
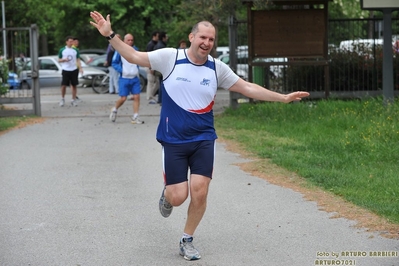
131, 116, 144, 124
71, 100, 78, 107
158, 187, 173, 218
59, 99, 65, 107
179, 237, 201, 261
110, 109, 117, 122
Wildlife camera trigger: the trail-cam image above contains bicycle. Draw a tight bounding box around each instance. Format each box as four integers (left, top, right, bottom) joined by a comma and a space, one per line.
92, 74, 109, 94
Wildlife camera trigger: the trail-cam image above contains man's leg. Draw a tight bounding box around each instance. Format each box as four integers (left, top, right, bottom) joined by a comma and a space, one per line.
184, 174, 211, 235
146, 70, 158, 102
108, 67, 115, 93
164, 182, 189, 207
178, 174, 210, 261
71, 85, 77, 100
115, 96, 127, 109
133, 93, 140, 114
59, 85, 67, 106
61, 85, 66, 98
109, 96, 126, 122
131, 78, 144, 124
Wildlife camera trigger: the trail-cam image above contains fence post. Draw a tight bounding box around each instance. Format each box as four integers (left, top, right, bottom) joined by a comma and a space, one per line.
30, 24, 41, 116
382, 10, 394, 105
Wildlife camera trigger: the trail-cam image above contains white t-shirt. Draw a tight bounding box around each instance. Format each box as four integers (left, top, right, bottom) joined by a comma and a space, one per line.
148, 48, 239, 90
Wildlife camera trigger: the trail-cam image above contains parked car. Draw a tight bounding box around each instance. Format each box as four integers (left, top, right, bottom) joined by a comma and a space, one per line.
339, 39, 384, 59
79, 49, 107, 55
88, 54, 148, 92
218, 51, 287, 80
8, 72, 21, 90
218, 51, 249, 80
216, 46, 229, 58
79, 53, 98, 64
19, 55, 107, 89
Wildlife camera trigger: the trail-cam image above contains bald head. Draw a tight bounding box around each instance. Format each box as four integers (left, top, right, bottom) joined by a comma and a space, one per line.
124, 33, 134, 46
191, 21, 215, 35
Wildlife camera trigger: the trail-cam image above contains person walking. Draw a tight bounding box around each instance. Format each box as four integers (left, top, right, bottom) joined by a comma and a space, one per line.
90, 11, 309, 261
105, 33, 121, 94
109, 33, 144, 124
58, 36, 83, 107
146, 31, 159, 104
72, 37, 81, 101
153, 31, 168, 105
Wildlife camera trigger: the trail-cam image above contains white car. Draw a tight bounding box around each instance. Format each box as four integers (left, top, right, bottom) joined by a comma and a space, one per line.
19, 55, 106, 89
338, 39, 385, 59
218, 51, 249, 79
218, 51, 287, 80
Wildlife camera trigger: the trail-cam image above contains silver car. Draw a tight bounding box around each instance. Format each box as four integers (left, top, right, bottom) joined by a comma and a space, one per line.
218, 51, 287, 80
19, 55, 107, 89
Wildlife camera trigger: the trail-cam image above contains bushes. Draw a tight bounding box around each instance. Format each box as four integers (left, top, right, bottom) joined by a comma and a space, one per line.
0, 58, 9, 96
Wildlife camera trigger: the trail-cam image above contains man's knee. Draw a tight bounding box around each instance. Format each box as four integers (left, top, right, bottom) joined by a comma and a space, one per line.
166, 183, 189, 206
190, 175, 211, 202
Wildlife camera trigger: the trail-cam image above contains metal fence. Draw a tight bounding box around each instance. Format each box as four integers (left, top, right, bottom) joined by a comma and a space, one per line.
235, 16, 399, 99
0, 25, 40, 116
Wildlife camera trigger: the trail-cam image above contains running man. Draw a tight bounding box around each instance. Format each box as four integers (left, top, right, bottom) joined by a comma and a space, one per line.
90, 11, 309, 261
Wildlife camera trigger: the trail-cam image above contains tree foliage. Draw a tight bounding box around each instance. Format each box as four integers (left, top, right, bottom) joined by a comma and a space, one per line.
2, 0, 393, 57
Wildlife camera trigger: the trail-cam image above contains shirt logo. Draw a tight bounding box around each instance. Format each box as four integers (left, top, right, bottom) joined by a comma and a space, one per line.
200, 78, 210, 86
176, 77, 191, 82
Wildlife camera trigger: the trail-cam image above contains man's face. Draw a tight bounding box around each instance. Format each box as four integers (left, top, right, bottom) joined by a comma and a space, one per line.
66, 38, 74, 47
125, 35, 134, 46
189, 24, 215, 59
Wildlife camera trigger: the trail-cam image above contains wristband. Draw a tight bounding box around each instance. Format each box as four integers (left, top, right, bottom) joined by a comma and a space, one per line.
105, 32, 116, 40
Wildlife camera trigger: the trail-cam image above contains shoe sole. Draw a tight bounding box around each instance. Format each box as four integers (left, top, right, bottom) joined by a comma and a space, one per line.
159, 189, 173, 218
179, 250, 201, 260
159, 200, 172, 217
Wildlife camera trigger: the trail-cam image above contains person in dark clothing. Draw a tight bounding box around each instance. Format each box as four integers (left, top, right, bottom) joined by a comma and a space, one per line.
153, 32, 168, 105
153, 31, 168, 50
146, 31, 159, 103
146, 31, 159, 52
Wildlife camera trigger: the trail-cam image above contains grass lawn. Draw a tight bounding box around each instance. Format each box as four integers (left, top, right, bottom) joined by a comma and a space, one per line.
215, 97, 399, 225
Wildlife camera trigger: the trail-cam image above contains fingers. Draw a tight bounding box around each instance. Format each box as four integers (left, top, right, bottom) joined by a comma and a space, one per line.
90, 11, 104, 24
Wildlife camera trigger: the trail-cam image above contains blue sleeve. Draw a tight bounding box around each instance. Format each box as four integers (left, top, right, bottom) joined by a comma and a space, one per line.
112, 51, 122, 74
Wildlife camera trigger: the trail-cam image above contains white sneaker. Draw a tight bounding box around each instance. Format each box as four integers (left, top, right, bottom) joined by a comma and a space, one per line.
131, 116, 144, 124
71, 100, 78, 107
59, 99, 65, 107
110, 109, 117, 122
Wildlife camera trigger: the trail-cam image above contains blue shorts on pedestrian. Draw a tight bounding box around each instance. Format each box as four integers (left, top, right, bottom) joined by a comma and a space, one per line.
118, 76, 141, 97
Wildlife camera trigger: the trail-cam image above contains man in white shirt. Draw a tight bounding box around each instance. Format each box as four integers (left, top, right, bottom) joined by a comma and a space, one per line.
58, 36, 83, 107
90, 11, 309, 261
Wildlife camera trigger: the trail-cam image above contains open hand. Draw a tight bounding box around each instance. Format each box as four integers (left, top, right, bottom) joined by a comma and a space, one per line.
285, 91, 310, 103
90, 11, 113, 37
